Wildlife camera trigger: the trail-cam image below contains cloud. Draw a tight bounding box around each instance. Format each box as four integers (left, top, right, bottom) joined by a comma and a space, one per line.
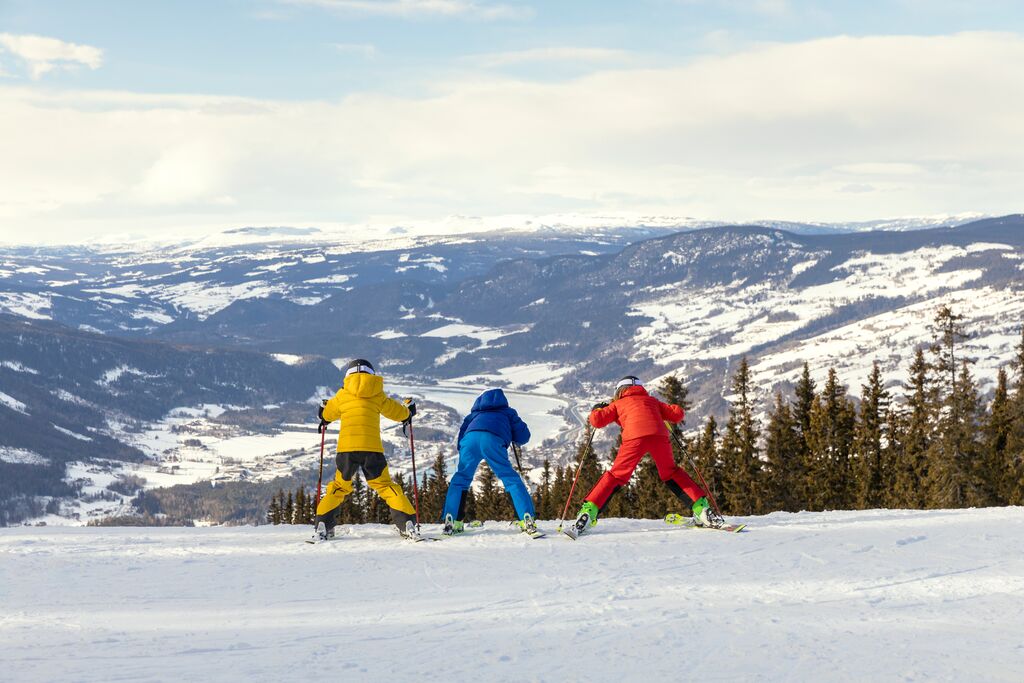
282, 0, 531, 20
1, 31, 1023, 241
0, 33, 103, 80
471, 47, 634, 68
333, 42, 378, 58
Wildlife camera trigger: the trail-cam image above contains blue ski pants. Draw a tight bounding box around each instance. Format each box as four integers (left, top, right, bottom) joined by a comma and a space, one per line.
442, 430, 536, 521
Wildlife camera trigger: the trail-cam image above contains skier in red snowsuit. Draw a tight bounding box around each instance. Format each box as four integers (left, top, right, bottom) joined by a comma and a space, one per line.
567, 376, 724, 538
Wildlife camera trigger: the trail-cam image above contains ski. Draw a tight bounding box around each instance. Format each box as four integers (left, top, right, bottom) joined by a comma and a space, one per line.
559, 524, 582, 540
664, 513, 747, 533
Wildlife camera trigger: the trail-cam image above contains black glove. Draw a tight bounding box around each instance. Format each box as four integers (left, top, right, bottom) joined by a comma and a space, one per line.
317, 400, 329, 433
591, 402, 609, 412
405, 401, 417, 418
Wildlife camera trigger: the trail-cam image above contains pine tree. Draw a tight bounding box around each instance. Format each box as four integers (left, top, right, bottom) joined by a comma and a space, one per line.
474, 463, 507, 521
854, 362, 890, 509
294, 488, 307, 524
762, 391, 802, 512
792, 362, 816, 509
719, 357, 763, 514
284, 492, 294, 525
536, 458, 555, 519
986, 369, 1012, 505
805, 368, 856, 510
924, 307, 977, 509
1006, 328, 1024, 505
267, 491, 282, 524
893, 348, 933, 508
690, 416, 722, 507
657, 374, 693, 418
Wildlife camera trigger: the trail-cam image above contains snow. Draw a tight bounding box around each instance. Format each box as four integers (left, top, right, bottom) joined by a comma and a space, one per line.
421, 323, 508, 342
96, 365, 156, 386
1, 508, 1022, 681
0, 446, 47, 465
372, 329, 407, 340
0, 292, 51, 319
53, 425, 93, 442
270, 353, 305, 365
0, 390, 28, 414
0, 361, 39, 375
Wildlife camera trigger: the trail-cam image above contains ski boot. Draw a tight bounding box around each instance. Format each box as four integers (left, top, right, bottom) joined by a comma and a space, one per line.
401, 520, 423, 542
691, 497, 725, 529
562, 501, 598, 540
516, 513, 544, 538
311, 521, 334, 543
443, 514, 465, 536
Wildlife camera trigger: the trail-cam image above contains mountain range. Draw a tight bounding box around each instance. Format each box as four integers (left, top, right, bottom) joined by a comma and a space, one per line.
2, 214, 1022, 525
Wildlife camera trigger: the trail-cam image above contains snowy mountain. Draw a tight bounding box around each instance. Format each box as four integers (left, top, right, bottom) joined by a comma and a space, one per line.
2, 508, 1022, 681
2, 215, 1023, 525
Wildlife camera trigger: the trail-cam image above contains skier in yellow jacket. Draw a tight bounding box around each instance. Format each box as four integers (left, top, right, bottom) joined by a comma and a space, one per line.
313, 358, 418, 540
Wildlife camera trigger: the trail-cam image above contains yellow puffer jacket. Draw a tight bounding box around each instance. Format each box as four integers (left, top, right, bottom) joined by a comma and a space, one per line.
322, 372, 410, 453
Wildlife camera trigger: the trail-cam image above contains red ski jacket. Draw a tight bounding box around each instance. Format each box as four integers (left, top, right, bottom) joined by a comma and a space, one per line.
589, 386, 684, 440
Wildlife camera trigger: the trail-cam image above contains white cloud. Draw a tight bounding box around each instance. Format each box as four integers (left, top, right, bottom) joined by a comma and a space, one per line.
1, 31, 1023, 242
472, 47, 633, 68
0, 33, 103, 80
283, 0, 531, 20
333, 42, 378, 58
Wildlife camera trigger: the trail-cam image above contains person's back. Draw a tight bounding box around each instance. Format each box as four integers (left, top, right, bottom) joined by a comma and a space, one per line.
313, 359, 417, 540
459, 388, 531, 448
443, 388, 536, 535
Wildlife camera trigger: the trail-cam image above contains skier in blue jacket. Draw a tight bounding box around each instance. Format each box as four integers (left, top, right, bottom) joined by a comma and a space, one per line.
442, 388, 536, 536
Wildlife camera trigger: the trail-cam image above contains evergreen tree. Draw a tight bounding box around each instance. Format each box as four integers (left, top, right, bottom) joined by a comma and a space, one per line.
854, 362, 890, 509
294, 488, 307, 524
267, 490, 282, 524
690, 416, 722, 508
284, 491, 294, 525
893, 348, 933, 508
986, 368, 1012, 505
474, 462, 509, 521
536, 458, 555, 519
657, 374, 693, 418
792, 362, 817, 509
719, 357, 763, 514
924, 307, 978, 509
762, 391, 802, 512
805, 368, 856, 510
1006, 328, 1024, 505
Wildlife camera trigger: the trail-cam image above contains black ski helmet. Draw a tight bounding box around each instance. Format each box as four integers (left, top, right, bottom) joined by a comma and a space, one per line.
344, 358, 376, 377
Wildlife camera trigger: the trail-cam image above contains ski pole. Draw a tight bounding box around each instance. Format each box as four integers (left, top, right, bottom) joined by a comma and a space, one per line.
668, 429, 722, 516
406, 417, 422, 532
313, 426, 326, 524
557, 426, 595, 532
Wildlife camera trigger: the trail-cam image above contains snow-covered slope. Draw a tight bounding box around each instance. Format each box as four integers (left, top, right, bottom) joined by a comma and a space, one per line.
2, 508, 1022, 681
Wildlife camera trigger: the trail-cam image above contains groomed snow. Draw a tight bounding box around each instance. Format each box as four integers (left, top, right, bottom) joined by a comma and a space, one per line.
1, 508, 1022, 681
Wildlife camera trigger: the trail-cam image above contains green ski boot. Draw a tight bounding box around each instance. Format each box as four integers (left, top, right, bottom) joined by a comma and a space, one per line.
563, 501, 599, 540
691, 496, 724, 528
443, 514, 465, 536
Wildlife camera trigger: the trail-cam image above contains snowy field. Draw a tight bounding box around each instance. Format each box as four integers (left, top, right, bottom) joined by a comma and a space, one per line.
2, 509, 1023, 682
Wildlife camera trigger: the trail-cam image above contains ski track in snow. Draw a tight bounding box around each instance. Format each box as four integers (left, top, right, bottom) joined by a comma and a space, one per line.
1, 508, 1023, 682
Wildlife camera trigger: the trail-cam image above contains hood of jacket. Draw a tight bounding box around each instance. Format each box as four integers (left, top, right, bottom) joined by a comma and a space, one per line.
471, 388, 509, 412
343, 371, 384, 398
617, 385, 650, 400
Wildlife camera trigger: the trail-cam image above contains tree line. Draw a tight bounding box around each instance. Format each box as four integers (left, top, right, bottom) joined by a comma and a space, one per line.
269, 307, 1024, 525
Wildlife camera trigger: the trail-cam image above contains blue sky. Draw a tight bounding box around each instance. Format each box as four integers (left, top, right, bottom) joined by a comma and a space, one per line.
1, 1, 1022, 242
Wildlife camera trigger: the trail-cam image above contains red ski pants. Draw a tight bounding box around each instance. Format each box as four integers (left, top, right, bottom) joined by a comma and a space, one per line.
585, 434, 706, 510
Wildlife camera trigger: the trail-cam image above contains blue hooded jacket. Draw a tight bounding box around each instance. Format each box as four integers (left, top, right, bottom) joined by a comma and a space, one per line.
458, 388, 531, 448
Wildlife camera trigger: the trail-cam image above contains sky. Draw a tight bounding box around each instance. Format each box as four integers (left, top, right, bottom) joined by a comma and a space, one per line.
1, 0, 1022, 244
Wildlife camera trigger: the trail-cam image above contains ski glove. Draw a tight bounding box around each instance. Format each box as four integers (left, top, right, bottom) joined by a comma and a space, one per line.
405, 401, 417, 418
317, 400, 329, 434
591, 402, 610, 411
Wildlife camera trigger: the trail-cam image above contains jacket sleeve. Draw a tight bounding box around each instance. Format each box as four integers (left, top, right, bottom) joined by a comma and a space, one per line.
589, 402, 619, 429
659, 401, 684, 424
379, 394, 411, 423
510, 410, 531, 446
322, 389, 344, 423
457, 414, 471, 446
